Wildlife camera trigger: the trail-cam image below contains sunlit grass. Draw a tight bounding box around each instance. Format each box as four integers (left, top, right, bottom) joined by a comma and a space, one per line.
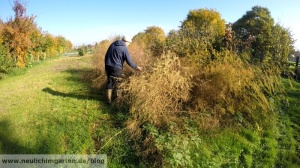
276, 78, 300, 167
0, 55, 139, 167
0, 56, 105, 153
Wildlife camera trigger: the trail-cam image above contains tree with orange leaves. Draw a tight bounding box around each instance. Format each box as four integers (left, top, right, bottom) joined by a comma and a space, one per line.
1, 0, 38, 67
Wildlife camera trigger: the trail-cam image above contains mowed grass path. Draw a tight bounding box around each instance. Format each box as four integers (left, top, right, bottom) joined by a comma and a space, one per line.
0, 55, 115, 154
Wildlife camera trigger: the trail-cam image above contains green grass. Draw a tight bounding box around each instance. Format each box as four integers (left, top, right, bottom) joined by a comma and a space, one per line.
276, 78, 300, 167
0, 56, 96, 153
0, 55, 139, 167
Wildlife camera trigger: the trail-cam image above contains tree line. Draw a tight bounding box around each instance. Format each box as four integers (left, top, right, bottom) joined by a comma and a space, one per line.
131, 6, 295, 75
0, 0, 72, 76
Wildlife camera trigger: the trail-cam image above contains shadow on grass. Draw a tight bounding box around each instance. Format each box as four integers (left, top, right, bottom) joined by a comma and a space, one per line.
63, 69, 131, 125
41, 68, 129, 125
65, 68, 107, 102
0, 120, 56, 154
42, 68, 106, 102
0, 120, 32, 154
287, 91, 300, 101
59, 68, 139, 165
42, 87, 99, 101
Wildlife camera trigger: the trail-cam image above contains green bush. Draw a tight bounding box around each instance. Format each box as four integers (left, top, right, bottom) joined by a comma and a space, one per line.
78, 47, 87, 56
0, 45, 14, 78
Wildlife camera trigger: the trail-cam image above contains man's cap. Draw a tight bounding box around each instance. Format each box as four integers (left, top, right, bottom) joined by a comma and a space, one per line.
122, 36, 131, 43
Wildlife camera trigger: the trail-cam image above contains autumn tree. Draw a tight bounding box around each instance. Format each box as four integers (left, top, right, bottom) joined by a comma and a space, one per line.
144, 26, 166, 56
1, 0, 72, 68
131, 26, 165, 56
131, 32, 147, 49
181, 8, 225, 38
1, 0, 38, 67
165, 29, 185, 57
56, 36, 72, 54
271, 24, 294, 72
41, 33, 60, 59
0, 19, 14, 75
166, 8, 225, 60
29, 26, 43, 62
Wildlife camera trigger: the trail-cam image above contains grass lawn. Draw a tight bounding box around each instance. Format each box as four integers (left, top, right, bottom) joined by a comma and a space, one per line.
0, 55, 138, 167
277, 78, 300, 167
0, 56, 100, 153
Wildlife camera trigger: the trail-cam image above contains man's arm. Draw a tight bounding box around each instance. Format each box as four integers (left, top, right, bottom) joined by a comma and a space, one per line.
123, 47, 138, 69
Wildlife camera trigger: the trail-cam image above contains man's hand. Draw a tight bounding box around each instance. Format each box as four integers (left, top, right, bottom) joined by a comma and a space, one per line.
136, 66, 142, 71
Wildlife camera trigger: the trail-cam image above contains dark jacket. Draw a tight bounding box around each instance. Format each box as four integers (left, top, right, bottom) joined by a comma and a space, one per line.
104, 40, 137, 70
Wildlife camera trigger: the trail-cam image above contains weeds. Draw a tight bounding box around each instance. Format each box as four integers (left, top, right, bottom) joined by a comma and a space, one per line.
92, 40, 110, 90
103, 48, 286, 166
88, 32, 294, 167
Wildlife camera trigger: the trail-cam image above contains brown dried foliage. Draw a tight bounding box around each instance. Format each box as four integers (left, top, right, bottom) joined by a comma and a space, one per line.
91, 40, 111, 89
118, 54, 192, 134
